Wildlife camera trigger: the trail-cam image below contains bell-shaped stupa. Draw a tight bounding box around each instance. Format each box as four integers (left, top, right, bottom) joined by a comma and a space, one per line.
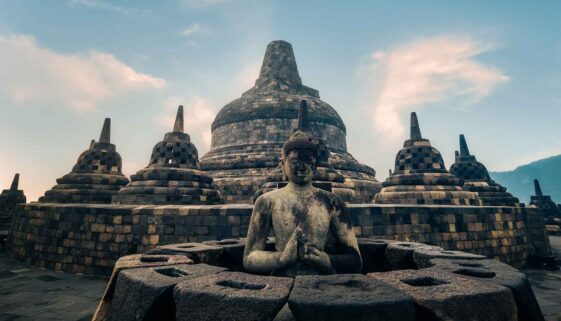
374, 113, 481, 205
530, 179, 560, 216
254, 100, 354, 202
113, 106, 223, 205
0, 174, 26, 209
200, 40, 380, 204
450, 134, 519, 206
40, 119, 129, 203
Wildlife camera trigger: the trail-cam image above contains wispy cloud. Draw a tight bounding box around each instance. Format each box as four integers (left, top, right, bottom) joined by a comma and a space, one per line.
67, 0, 151, 16
182, 23, 201, 37
182, 0, 230, 8
369, 36, 509, 141
0, 33, 166, 112
152, 96, 217, 153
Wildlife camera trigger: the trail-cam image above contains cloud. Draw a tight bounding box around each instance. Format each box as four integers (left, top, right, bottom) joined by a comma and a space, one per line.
152, 96, 217, 153
182, 23, 201, 37
182, 0, 230, 7
0, 33, 166, 112
370, 36, 509, 141
67, 0, 151, 16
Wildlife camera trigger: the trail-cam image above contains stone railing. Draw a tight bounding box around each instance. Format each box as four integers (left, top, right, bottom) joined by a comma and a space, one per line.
6, 203, 551, 275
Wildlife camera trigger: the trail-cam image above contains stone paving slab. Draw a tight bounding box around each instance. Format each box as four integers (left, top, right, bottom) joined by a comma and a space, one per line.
1, 237, 561, 321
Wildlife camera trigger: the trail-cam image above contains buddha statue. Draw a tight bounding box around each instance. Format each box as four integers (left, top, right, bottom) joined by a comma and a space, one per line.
243, 105, 362, 277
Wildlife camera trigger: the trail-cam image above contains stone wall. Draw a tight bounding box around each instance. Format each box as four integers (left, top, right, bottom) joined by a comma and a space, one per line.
7, 203, 550, 275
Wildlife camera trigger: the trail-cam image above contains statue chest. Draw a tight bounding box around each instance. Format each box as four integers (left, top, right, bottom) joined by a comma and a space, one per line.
271, 199, 331, 249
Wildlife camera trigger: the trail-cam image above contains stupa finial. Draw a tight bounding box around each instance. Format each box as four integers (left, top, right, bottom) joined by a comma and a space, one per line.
410, 112, 422, 140
99, 118, 111, 144
10, 173, 19, 191
534, 179, 543, 197
455, 150, 460, 158
173, 105, 184, 133
254, 40, 302, 90
459, 134, 471, 156
298, 100, 310, 131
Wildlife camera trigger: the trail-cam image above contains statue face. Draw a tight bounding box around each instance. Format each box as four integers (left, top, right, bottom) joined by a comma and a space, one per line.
283, 148, 316, 186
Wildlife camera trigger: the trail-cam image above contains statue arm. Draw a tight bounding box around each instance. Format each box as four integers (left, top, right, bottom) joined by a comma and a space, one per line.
243, 197, 286, 274
328, 202, 362, 273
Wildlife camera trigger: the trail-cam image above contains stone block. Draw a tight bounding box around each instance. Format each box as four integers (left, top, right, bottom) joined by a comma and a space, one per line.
108, 264, 226, 321
384, 241, 442, 270
174, 271, 293, 321
146, 242, 223, 264
368, 269, 517, 321
288, 274, 415, 321
357, 238, 388, 273
92, 254, 192, 321
202, 238, 245, 270
429, 258, 544, 321
413, 248, 485, 269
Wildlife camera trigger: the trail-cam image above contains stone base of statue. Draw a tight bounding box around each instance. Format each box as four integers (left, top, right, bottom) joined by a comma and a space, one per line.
93, 239, 542, 321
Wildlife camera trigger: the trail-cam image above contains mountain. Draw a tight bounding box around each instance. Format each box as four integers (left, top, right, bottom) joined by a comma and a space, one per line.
490, 154, 561, 204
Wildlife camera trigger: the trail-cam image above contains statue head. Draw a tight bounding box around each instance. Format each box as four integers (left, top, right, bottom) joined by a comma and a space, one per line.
281, 100, 319, 186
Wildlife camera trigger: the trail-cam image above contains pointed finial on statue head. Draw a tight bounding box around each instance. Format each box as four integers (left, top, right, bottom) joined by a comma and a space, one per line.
10, 173, 19, 191
173, 105, 184, 133
298, 100, 310, 131
459, 134, 470, 156
410, 112, 422, 140
99, 118, 111, 144
534, 179, 543, 196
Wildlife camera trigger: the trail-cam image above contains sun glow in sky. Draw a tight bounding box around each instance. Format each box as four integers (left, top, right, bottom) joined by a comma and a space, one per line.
1, 0, 560, 201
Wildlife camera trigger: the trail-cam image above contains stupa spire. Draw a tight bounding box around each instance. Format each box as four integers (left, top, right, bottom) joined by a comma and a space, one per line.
10, 173, 19, 191
99, 118, 111, 144
254, 40, 302, 91
298, 100, 310, 131
459, 134, 471, 156
410, 112, 422, 140
173, 105, 184, 133
534, 179, 543, 197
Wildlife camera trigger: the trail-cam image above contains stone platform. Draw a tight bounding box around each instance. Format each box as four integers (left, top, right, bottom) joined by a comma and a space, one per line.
2, 238, 561, 321
6, 202, 551, 276
91, 239, 546, 321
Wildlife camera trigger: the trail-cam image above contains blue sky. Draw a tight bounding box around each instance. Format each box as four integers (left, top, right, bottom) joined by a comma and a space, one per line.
1, 0, 560, 201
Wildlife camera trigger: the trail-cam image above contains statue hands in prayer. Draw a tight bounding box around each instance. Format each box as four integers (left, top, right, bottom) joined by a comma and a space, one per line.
243, 102, 362, 276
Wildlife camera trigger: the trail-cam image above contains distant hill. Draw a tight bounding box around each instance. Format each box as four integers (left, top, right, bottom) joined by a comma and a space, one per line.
490, 154, 561, 204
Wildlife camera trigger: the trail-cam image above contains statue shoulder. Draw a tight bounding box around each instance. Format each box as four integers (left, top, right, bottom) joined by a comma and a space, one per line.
313, 188, 346, 210
253, 191, 279, 210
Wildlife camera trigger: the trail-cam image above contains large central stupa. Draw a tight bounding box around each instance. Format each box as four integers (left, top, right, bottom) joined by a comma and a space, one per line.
200, 40, 380, 204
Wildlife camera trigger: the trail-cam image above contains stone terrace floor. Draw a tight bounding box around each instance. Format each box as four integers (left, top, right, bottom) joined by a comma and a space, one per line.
1, 237, 561, 321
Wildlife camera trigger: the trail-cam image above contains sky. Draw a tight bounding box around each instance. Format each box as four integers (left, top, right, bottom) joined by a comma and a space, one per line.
1, 0, 560, 201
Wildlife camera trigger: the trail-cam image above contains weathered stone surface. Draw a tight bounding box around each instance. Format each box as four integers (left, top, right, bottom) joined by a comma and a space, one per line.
413, 248, 485, 269
113, 106, 223, 205
384, 241, 443, 270
146, 242, 224, 264
200, 40, 380, 204
108, 263, 226, 321
450, 134, 519, 206
429, 258, 545, 321
39, 118, 129, 204
288, 274, 415, 321
375, 113, 481, 206
530, 179, 561, 217
174, 271, 293, 321
369, 269, 517, 321
92, 254, 192, 321
0, 173, 26, 240
357, 238, 388, 273
203, 238, 245, 270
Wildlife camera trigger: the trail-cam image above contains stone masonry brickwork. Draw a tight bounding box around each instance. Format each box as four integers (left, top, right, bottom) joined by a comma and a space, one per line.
0, 174, 26, 240
200, 40, 380, 204
7, 202, 551, 276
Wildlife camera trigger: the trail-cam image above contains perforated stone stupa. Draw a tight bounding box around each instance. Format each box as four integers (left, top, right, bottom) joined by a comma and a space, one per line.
254, 100, 354, 202
530, 179, 561, 217
374, 113, 481, 205
39, 118, 129, 204
200, 40, 379, 204
113, 106, 223, 205
0, 174, 26, 210
450, 134, 519, 206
